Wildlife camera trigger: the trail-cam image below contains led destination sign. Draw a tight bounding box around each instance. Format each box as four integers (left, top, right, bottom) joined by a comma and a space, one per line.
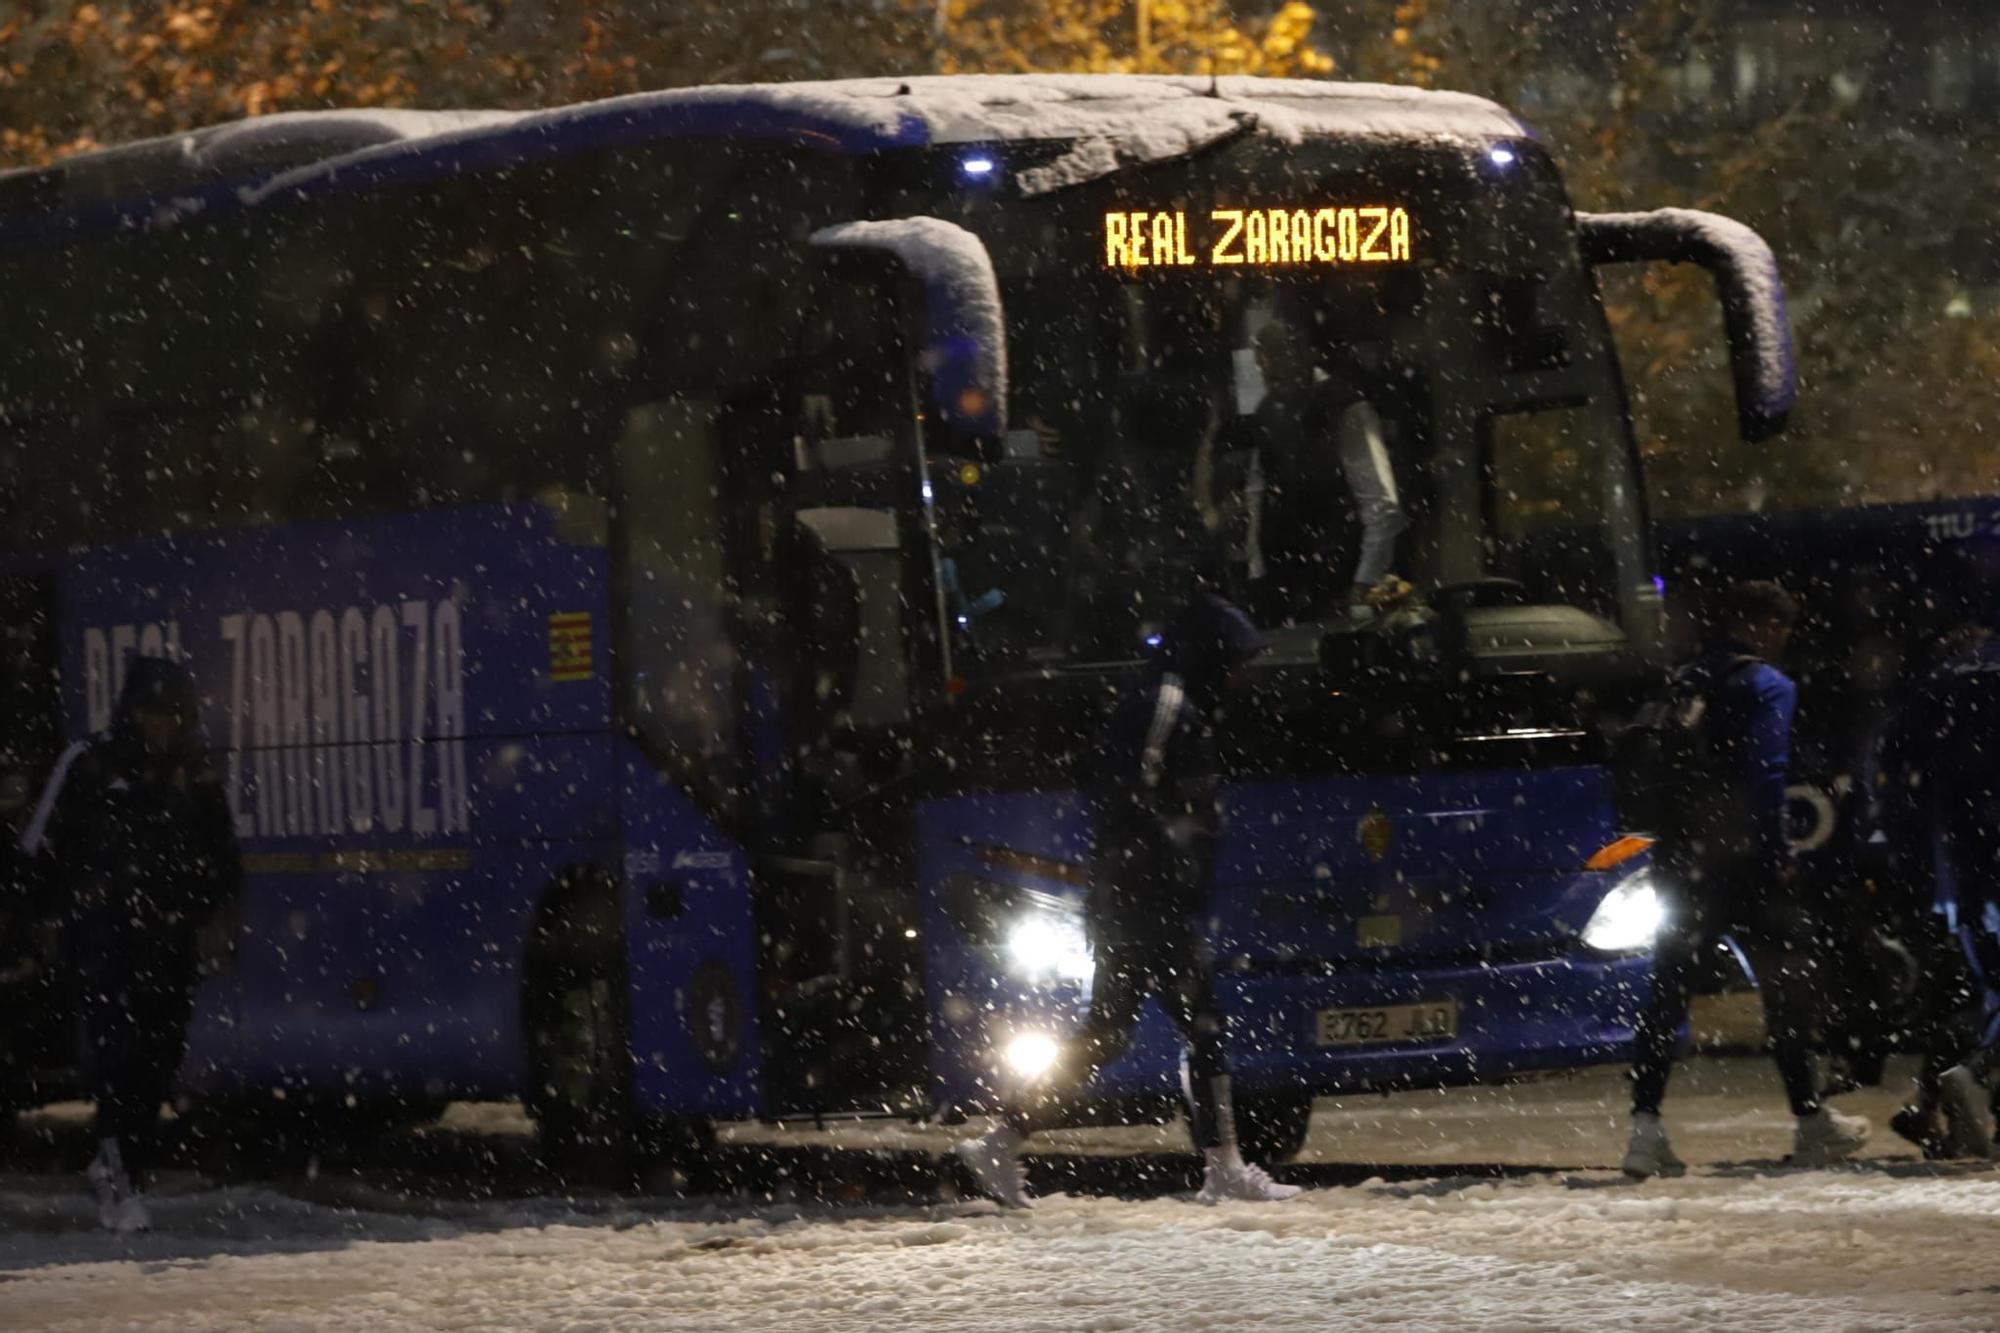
1103, 206, 1413, 270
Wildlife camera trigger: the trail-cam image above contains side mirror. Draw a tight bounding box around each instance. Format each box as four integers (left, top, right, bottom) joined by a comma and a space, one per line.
1578, 208, 1796, 444
811, 218, 1007, 455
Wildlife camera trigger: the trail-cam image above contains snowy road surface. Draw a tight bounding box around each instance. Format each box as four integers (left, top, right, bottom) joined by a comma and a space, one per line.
3, 1059, 1999, 1330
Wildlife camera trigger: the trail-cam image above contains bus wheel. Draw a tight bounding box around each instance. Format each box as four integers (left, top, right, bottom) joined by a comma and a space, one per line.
1235, 1091, 1314, 1165
522, 875, 634, 1175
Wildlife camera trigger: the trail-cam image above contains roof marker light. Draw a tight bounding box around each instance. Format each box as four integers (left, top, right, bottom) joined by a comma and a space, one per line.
1489, 146, 1517, 168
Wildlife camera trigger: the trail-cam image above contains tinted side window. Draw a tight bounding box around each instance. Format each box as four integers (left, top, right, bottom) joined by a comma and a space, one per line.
0, 139, 860, 548
0, 207, 339, 546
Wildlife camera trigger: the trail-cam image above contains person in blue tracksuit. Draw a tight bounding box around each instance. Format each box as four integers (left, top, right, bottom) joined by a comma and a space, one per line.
1622, 581, 1871, 1177
957, 591, 1301, 1207
1882, 622, 2000, 1156
19, 657, 240, 1231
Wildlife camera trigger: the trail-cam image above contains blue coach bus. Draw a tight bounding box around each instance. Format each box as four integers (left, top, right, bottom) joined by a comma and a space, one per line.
0, 76, 1796, 1163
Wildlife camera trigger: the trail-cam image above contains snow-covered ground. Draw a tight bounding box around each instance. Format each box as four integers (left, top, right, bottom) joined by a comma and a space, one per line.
4, 1059, 1998, 1331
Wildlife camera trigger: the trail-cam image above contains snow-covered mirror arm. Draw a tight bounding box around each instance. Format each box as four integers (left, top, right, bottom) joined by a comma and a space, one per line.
1578, 208, 1796, 444
811, 217, 1007, 451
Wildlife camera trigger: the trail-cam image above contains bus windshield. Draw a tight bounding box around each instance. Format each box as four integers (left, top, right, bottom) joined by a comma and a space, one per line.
881, 134, 1650, 671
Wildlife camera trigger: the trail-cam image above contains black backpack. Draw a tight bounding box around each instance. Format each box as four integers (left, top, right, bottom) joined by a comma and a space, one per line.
1923, 651, 2000, 839
1612, 655, 1760, 849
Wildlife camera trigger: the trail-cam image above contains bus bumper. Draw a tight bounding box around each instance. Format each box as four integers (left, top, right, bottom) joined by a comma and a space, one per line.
938, 950, 1654, 1112
1215, 951, 1654, 1096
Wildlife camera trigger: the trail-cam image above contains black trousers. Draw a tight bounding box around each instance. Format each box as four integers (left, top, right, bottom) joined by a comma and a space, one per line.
1630, 880, 1823, 1119
1007, 811, 1230, 1149
1902, 911, 1981, 1111
83, 966, 196, 1180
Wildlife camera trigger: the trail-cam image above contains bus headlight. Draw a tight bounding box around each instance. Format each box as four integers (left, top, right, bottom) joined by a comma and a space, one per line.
1581, 872, 1664, 953
1002, 1031, 1062, 1080
1003, 906, 1094, 987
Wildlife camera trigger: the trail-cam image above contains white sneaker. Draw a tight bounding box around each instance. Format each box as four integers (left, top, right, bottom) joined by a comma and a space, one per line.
106, 1192, 151, 1233
86, 1139, 150, 1232
1621, 1112, 1687, 1179
955, 1126, 1031, 1209
1937, 1066, 1997, 1160
1196, 1150, 1302, 1204
1793, 1107, 1870, 1166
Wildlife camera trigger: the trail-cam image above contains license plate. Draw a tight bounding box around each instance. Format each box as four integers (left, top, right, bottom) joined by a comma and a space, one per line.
1314, 1000, 1459, 1047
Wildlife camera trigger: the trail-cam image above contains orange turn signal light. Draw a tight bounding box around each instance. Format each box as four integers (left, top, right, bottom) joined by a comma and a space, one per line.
1585, 835, 1654, 873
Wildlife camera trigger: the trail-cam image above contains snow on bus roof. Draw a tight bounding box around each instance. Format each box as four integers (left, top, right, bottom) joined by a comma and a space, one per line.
686, 72, 1525, 149
0, 75, 1523, 227
246, 75, 1524, 206
886, 75, 1524, 194
65, 77, 1520, 189
0, 108, 513, 213
901, 73, 1522, 143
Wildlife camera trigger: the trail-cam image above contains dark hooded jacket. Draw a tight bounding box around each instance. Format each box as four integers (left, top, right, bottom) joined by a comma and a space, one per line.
1881, 633, 2000, 906
1244, 379, 1363, 588
20, 658, 240, 987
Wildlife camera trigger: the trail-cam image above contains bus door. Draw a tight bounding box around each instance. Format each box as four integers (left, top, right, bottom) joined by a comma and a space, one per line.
0, 574, 68, 1102
747, 220, 1007, 1114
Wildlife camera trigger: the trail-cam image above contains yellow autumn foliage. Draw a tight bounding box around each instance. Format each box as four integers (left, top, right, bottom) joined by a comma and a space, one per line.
940, 1, 1331, 78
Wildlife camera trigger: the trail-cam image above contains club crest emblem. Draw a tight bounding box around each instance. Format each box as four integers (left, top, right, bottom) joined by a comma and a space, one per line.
1358, 809, 1393, 862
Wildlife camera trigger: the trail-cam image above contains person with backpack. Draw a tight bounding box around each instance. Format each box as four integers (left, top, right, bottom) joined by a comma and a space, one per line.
955, 590, 1302, 1207
1620, 580, 1870, 1178
18, 657, 241, 1231
1212, 317, 1408, 625
1878, 614, 2000, 1157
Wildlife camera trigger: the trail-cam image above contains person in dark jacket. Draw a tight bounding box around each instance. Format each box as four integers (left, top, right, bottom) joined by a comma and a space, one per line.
956, 591, 1301, 1206
1219, 319, 1408, 625
19, 656, 240, 1231
1879, 620, 2000, 1157
1622, 581, 1870, 1178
